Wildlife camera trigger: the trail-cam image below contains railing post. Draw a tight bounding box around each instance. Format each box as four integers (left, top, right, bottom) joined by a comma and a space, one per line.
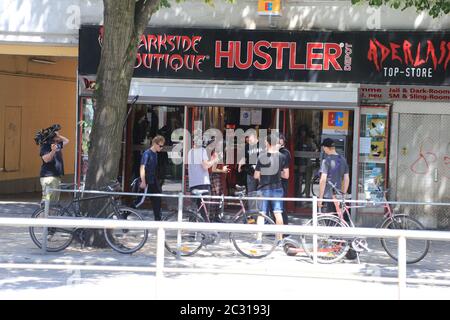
398, 235, 407, 300
176, 192, 184, 259
42, 186, 50, 254
155, 227, 165, 299
312, 196, 318, 265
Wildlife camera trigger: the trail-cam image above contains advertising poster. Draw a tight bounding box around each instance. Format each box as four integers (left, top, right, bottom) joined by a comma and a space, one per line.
370, 141, 385, 159
251, 109, 262, 125
240, 109, 251, 126
367, 118, 386, 137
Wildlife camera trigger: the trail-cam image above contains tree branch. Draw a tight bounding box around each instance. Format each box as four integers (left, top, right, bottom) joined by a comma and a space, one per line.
134, 0, 161, 35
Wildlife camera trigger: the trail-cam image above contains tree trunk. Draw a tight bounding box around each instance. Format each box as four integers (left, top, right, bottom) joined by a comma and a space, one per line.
85, 0, 160, 247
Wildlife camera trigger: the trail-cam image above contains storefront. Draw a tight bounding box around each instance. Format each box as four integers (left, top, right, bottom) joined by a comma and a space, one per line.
359, 85, 450, 229
77, 25, 449, 225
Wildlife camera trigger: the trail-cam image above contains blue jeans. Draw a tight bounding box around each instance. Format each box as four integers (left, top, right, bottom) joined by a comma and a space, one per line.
259, 188, 284, 215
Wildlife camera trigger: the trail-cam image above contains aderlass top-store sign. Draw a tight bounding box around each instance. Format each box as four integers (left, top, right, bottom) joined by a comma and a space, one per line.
79, 26, 450, 86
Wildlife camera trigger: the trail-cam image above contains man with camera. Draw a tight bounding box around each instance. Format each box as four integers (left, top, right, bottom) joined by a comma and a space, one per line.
38, 125, 69, 207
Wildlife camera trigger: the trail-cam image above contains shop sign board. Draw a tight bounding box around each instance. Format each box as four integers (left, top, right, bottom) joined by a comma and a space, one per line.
79, 26, 450, 86
322, 110, 349, 135
257, 0, 281, 16
360, 85, 450, 102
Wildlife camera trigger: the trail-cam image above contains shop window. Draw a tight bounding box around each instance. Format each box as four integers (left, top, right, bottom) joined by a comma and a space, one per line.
358, 106, 390, 203
78, 98, 94, 185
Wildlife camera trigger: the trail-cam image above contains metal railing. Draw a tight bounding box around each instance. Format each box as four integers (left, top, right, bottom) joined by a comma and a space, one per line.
1, 186, 450, 299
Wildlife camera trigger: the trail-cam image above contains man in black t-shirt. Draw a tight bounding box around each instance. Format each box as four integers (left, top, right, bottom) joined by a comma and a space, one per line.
318, 138, 349, 212
318, 138, 356, 260
238, 132, 264, 193
254, 134, 289, 237
278, 133, 291, 225
39, 131, 69, 206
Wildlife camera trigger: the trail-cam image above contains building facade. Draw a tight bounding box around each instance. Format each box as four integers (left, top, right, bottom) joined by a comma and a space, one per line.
1, 0, 450, 228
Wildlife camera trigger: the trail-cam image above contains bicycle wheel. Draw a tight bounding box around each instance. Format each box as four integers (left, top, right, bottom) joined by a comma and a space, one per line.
230, 213, 277, 259
105, 207, 148, 254
310, 173, 320, 197
164, 211, 204, 256
29, 207, 74, 252
301, 215, 350, 264
380, 215, 430, 264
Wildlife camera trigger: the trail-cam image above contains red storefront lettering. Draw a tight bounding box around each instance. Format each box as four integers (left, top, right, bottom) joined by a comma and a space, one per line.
254, 41, 272, 70
214, 40, 344, 71
368, 38, 450, 71
272, 42, 289, 69
234, 42, 254, 70
215, 41, 235, 68
289, 43, 306, 70
324, 43, 343, 71
306, 43, 323, 70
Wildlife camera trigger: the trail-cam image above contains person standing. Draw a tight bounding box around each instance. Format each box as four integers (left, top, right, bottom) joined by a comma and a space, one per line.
254, 134, 289, 239
238, 132, 263, 193
139, 135, 165, 221
188, 135, 218, 220
278, 133, 291, 225
318, 138, 350, 212
40, 129, 69, 206
318, 138, 356, 260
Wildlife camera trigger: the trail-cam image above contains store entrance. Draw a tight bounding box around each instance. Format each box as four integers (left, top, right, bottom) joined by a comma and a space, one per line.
123, 104, 185, 194
279, 108, 354, 214
185, 106, 277, 195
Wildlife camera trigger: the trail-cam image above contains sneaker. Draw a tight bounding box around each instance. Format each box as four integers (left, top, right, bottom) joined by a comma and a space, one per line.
345, 249, 358, 260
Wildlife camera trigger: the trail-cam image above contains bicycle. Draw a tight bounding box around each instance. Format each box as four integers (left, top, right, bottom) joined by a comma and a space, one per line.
284, 182, 430, 264
163, 185, 278, 259
29, 182, 148, 254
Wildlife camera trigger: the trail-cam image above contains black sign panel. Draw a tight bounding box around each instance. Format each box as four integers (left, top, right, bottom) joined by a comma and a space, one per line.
79, 25, 450, 86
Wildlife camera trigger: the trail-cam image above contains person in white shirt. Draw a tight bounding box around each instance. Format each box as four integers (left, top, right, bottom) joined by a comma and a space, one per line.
188, 136, 218, 220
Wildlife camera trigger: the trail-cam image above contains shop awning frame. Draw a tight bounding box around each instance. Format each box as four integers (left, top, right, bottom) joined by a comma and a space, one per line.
128, 78, 359, 108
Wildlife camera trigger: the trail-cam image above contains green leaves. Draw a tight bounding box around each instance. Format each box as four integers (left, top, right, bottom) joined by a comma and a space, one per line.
351, 0, 448, 18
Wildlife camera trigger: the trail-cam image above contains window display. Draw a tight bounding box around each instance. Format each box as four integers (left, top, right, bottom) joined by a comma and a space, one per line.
358, 106, 390, 202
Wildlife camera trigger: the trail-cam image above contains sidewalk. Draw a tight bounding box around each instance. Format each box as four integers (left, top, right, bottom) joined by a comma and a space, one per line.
0, 193, 449, 299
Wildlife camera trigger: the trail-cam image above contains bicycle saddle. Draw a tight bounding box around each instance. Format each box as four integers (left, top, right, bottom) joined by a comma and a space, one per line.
191, 189, 209, 195
235, 184, 246, 192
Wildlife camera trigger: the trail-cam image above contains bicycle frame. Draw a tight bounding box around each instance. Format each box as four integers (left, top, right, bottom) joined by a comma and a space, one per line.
53, 194, 121, 233
196, 194, 247, 223
330, 191, 396, 228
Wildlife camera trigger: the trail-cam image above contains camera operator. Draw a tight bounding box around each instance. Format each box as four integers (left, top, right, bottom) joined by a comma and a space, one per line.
39, 128, 69, 207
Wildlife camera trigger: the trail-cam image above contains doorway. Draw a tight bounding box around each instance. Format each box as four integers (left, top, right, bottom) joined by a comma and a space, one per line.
279, 108, 354, 214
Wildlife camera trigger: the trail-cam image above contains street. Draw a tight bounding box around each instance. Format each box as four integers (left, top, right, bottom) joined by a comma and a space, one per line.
0, 200, 449, 300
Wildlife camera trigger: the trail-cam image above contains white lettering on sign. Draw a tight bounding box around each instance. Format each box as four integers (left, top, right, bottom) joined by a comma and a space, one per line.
360, 85, 450, 102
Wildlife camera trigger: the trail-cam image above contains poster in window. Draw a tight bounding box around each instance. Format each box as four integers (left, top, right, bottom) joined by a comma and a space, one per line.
240, 109, 251, 126
367, 118, 386, 137
369, 141, 385, 159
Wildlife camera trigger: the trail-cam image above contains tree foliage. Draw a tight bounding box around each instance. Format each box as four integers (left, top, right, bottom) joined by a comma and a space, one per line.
351, 0, 450, 18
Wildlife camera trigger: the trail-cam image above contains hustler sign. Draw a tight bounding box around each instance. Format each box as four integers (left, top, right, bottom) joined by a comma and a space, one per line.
79, 26, 449, 86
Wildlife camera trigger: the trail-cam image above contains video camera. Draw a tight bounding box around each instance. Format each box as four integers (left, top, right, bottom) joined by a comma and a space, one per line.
34, 124, 61, 146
